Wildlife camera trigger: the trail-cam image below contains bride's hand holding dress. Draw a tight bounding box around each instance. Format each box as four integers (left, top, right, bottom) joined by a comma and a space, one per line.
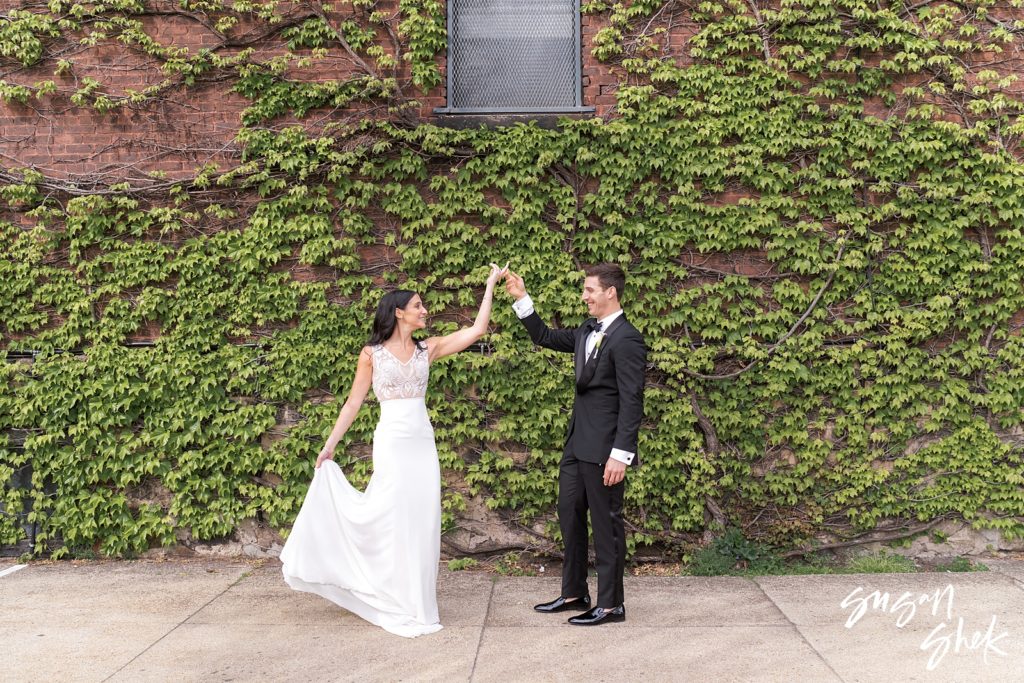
280, 264, 506, 638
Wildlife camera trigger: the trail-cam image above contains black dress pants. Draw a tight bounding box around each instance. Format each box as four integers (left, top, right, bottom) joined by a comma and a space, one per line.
558, 453, 626, 609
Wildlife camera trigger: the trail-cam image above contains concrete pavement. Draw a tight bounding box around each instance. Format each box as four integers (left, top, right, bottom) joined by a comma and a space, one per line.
1, 556, 1022, 682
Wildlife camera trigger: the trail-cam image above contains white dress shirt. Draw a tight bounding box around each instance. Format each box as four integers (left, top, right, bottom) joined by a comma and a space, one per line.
512, 294, 635, 466
586, 309, 623, 358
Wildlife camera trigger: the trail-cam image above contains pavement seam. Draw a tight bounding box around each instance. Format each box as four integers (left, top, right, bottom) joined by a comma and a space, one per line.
100, 566, 253, 682
752, 577, 849, 683
467, 577, 496, 683
0, 563, 27, 579
989, 562, 1024, 591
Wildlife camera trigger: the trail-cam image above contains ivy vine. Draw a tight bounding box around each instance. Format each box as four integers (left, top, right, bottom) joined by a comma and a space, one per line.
2, 0, 1023, 559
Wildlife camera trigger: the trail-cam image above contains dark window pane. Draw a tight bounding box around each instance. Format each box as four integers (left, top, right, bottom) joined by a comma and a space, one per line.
449, 0, 578, 110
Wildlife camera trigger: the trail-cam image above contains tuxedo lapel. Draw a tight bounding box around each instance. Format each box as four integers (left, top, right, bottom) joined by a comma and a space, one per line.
576, 315, 628, 390
600, 315, 627, 345
575, 318, 595, 381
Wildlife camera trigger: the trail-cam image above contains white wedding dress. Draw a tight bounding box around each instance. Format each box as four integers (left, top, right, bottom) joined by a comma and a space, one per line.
280, 344, 442, 637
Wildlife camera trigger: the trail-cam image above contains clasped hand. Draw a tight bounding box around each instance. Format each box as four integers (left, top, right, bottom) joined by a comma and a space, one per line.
503, 268, 526, 299
486, 262, 510, 288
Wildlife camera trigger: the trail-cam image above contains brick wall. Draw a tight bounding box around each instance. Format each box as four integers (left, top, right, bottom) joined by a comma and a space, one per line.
0, 2, 701, 181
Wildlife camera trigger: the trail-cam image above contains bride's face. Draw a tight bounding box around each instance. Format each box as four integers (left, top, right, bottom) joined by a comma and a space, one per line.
397, 294, 428, 330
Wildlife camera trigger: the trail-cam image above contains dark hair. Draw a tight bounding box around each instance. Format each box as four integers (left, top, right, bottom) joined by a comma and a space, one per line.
368, 289, 424, 349
584, 263, 626, 298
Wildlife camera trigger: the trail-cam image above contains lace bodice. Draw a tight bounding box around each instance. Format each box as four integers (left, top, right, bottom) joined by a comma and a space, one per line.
371, 344, 429, 401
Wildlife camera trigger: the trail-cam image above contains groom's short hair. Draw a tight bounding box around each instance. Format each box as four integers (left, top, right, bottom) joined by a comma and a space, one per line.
585, 263, 625, 298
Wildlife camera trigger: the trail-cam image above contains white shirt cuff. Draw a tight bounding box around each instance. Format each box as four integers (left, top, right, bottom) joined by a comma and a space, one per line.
609, 448, 634, 465
511, 294, 534, 319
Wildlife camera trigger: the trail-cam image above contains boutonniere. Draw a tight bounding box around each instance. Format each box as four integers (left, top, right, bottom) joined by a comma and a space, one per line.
594, 331, 606, 350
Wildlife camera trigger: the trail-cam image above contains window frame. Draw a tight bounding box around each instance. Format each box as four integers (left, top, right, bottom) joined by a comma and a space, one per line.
434, 0, 594, 115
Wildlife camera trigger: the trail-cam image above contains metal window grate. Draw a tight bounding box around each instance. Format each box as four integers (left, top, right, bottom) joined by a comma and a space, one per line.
443, 0, 586, 113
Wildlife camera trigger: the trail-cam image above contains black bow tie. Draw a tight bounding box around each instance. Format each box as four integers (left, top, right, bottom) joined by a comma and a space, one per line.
586, 320, 603, 333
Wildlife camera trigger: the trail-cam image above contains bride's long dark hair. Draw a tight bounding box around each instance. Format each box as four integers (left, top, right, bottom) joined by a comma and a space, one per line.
368, 289, 425, 349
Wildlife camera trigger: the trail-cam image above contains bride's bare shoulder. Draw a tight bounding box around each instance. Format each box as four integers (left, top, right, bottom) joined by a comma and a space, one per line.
423, 337, 440, 360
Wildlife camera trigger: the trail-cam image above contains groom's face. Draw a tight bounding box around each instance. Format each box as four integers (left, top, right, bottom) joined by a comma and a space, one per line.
582, 276, 616, 319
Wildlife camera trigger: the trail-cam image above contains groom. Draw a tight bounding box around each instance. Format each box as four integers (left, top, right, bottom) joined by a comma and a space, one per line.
505, 263, 646, 625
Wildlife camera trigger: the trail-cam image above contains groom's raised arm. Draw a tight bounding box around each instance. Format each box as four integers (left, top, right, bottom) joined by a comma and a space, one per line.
506, 271, 576, 353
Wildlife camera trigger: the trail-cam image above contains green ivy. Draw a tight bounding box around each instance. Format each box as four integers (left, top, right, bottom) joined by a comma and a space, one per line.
2, 0, 1024, 558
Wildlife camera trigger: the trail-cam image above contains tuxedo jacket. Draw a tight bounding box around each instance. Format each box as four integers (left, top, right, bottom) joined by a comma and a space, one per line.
519, 311, 647, 466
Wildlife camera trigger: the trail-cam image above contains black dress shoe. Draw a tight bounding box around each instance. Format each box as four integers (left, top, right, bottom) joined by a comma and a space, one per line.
567, 605, 626, 625
533, 594, 592, 613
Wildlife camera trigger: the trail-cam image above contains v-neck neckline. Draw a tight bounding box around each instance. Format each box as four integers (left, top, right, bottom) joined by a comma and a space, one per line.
381, 344, 418, 365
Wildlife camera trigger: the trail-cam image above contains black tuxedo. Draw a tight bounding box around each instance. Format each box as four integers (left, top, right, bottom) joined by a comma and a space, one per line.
519, 310, 646, 608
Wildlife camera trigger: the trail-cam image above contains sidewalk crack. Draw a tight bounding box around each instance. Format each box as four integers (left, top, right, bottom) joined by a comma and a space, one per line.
468, 577, 496, 682
101, 568, 253, 682
989, 562, 1024, 591
752, 578, 848, 683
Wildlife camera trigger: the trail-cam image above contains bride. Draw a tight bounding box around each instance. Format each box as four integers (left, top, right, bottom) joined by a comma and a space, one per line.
280, 263, 508, 637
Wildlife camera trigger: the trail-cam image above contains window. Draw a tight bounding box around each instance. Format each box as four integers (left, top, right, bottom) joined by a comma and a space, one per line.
437, 0, 591, 114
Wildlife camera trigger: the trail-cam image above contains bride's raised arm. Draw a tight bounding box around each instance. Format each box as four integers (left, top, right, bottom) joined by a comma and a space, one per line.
427, 263, 508, 362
